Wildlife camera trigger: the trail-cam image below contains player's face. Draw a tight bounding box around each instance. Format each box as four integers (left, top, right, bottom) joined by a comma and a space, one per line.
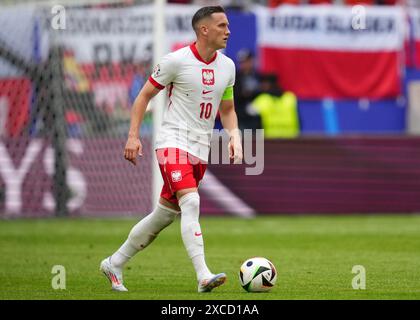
207, 13, 230, 49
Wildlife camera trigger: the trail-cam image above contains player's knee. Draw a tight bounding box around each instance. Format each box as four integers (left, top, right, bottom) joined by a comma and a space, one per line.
127, 207, 179, 250
178, 192, 200, 213
156, 203, 179, 225
156, 210, 177, 226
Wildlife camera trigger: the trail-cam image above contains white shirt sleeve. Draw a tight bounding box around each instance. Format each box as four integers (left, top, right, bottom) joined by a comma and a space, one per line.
228, 59, 236, 87
149, 53, 178, 90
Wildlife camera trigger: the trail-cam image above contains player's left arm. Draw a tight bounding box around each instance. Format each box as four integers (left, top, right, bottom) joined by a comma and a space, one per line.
219, 91, 243, 164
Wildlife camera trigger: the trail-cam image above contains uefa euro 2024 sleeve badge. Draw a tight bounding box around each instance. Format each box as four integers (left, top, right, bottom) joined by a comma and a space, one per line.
153, 64, 161, 78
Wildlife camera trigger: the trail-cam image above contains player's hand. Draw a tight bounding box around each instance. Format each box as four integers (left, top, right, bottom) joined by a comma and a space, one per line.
228, 135, 243, 164
124, 136, 143, 165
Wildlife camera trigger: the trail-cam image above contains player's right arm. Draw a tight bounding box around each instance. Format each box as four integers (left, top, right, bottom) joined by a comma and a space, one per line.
124, 80, 160, 166
125, 52, 177, 165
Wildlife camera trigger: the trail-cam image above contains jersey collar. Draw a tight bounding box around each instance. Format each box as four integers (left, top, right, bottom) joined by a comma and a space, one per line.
190, 42, 217, 65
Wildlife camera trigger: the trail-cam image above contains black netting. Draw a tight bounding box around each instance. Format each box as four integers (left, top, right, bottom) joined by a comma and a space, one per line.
0, 3, 154, 218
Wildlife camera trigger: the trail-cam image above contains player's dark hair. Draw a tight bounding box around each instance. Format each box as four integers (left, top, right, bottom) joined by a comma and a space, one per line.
191, 6, 225, 33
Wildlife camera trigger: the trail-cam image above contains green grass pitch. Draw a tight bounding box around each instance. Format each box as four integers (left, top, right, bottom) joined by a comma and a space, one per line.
0, 215, 420, 300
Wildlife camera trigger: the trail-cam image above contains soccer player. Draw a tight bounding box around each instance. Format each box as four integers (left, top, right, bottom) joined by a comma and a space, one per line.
100, 5, 242, 293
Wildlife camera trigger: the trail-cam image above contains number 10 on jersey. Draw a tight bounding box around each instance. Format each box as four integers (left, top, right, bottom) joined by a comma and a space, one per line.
200, 102, 212, 119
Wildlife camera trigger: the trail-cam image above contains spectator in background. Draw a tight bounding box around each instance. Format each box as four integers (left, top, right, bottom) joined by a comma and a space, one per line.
168, 0, 192, 3
307, 0, 333, 4
376, 0, 398, 4
234, 49, 262, 130
345, 0, 399, 5
249, 74, 300, 139
268, 0, 300, 7
129, 63, 146, 105
344, 0, 374, 4
268, 0, 334, 6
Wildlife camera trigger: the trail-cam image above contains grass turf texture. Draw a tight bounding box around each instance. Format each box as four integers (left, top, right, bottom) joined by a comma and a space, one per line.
0, 215, 419, 300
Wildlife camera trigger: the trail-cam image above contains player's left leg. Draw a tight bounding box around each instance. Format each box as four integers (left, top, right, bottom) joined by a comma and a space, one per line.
111, 199, 180, 268
100, 198, 180, 291
177, 188, 226, 293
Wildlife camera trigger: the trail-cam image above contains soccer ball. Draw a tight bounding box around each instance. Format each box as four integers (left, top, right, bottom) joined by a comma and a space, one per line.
239, 257, 277, 292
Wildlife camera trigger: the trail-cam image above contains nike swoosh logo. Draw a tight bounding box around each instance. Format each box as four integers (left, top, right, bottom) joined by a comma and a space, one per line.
194, 232, 202, 236
202, 90, 213, 94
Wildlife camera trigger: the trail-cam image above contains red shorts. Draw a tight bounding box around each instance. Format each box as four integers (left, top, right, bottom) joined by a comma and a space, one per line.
156, 148, 207, 204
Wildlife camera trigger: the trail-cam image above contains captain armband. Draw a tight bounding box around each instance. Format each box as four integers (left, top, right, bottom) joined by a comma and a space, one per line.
221, 86, 234, 100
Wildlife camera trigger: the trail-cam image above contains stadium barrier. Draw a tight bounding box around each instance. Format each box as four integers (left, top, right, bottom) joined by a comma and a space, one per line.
205, 136, 420, 214
2, 135, 420, 217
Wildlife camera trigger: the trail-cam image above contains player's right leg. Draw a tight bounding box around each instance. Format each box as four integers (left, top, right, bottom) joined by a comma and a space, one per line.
100, 198, 180, 291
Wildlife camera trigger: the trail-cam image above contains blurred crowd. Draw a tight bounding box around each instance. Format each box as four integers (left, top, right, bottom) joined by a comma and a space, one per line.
92, 0, 415, 9
119, 0, 409, 6
265, 0, 401, 5
230, 49, 299, 138
168, 0, 404, 6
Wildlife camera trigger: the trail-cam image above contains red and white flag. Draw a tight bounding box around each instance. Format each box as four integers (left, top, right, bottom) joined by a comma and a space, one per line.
256, 5, 406, 99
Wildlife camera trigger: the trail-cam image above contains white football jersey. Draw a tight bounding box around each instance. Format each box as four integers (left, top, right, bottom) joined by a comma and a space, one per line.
149, 43, 236, 161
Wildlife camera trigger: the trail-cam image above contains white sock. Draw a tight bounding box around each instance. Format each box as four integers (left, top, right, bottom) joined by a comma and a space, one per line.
111, 203, 180, 269
179, 192, 212, 281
